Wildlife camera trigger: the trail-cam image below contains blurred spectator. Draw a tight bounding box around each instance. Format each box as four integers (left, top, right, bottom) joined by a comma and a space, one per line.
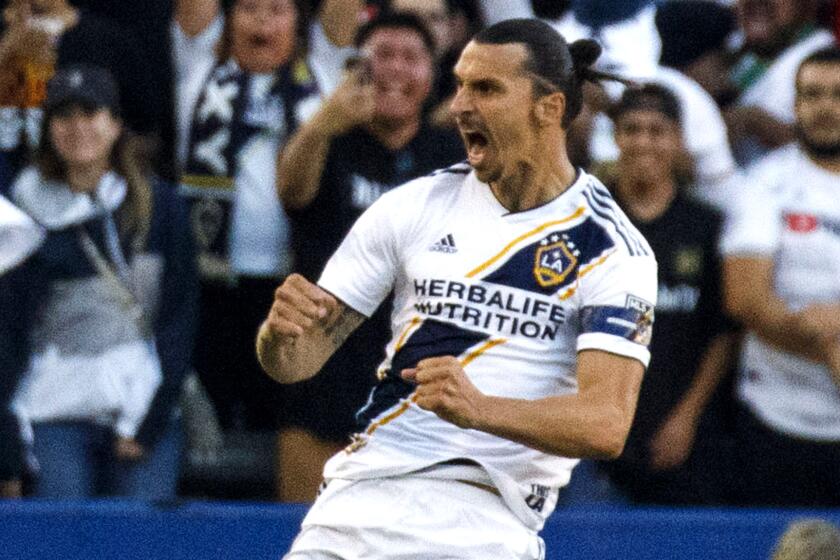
656, 1, 738, 112
771, 519, 840, 560
390, 0, 482, 127
648, 2, 743, 210
721, 47, 840, 506
67, 0, 178, 180
173, 0, 362, 435
726, 0, 836, 165
479, 0, 660, 82
276, 11, 464, 502
475, 0, 738, 211
592, 84, 735, 505
3, 65, 197, 499
0, 0, 158, 182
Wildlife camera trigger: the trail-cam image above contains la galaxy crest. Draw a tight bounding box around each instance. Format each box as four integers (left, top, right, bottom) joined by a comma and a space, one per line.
534, 232, 580, 287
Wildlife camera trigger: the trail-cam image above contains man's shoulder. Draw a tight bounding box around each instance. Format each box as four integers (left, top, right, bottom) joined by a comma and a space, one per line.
579, 172, 655, 260
744, 144, 801, 187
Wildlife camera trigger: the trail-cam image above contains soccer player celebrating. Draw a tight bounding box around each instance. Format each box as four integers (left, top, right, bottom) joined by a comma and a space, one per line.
258, 18, 657, 558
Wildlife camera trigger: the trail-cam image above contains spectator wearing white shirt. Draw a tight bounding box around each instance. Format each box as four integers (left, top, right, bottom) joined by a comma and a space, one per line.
171, 0, 363, 435
721, 47, 840, 506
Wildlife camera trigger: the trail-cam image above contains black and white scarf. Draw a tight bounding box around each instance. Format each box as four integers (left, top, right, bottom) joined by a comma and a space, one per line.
180, 58, 318, 282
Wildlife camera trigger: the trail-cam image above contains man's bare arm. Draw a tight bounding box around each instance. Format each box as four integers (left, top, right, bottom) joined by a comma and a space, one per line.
318, 0, 364, 47
278, 68, 374, 209
257, 274, 365, 383
174, 0, 220, 37
404, 349, 644, 459
648, 331, 736, 470
723, 256, 840, 362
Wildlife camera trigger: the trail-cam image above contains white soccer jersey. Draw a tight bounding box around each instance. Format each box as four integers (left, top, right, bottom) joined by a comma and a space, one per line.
721, 145, 840, 441
317, 164, 657, 531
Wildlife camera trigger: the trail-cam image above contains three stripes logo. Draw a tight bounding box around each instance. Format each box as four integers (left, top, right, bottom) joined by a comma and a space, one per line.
429, 233, 458, 254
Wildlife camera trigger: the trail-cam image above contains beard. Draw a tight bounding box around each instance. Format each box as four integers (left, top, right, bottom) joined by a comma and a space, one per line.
797, 126, 840, 159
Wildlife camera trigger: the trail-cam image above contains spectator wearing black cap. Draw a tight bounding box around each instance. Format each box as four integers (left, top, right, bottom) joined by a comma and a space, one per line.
595, 84, 737, 505
0, 0, 159, 186
2, 64, 197, 499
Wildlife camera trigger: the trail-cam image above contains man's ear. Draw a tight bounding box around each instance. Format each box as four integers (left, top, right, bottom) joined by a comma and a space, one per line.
535, 91, 566, 126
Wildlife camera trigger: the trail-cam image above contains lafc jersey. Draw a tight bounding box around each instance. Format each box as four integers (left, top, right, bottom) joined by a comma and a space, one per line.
318, 164, 657, 531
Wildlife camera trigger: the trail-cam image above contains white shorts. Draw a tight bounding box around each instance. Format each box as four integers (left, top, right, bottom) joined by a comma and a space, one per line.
283, 476, 545, 560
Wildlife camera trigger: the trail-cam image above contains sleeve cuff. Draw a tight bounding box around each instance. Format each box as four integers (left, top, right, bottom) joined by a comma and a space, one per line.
577, 333, 651, 367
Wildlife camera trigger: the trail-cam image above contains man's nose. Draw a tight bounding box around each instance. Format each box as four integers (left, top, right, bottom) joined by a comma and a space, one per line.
450, 87, 472, 115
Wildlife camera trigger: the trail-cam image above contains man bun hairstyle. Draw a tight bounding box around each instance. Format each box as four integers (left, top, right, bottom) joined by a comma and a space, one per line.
473, 18, 630, 128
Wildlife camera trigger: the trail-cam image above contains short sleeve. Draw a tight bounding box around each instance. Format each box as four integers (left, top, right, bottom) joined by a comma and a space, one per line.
318, 192, 402, 317
576, 253, 658, 366
719, 161, 782, 257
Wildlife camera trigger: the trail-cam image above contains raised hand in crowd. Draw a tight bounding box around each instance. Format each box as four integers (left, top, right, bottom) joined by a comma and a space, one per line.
308, 62, 376, 139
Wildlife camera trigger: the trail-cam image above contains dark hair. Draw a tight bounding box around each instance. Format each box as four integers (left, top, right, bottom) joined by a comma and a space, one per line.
354, 11, 436, 55
611, 83, 682, 125
473, 18, 627, 128
797, 46, 840, 81
35, 107, 153, 245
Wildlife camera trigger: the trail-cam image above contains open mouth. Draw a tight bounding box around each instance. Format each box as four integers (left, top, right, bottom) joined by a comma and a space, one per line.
248, 35, 271, 48
463, 131, 489, 166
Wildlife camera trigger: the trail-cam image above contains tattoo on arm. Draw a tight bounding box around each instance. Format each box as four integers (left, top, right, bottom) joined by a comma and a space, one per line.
324, 305, 366, 348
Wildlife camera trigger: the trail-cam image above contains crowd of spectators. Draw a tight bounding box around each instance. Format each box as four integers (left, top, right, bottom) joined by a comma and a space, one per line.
0, 0, 839, 512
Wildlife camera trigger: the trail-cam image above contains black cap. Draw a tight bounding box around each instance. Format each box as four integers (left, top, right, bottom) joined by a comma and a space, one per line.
44, 64, 120, 114
656, 1, 735, 69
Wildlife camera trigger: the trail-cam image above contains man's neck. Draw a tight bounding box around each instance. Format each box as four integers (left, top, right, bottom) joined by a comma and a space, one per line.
614, 174, 676, 223
368, 117, 421, 151
67, 162, 109, 194
489, 135, 576, 213
490, 160, 576, 213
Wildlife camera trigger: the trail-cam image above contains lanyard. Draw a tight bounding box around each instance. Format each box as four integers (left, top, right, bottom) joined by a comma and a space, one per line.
77, 192, 148, 335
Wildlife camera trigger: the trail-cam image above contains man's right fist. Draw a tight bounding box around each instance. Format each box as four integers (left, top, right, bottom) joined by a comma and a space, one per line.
265, 273, 339, 340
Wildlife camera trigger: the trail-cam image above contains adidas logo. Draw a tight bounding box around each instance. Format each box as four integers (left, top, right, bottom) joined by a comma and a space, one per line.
429, 233, 458, 253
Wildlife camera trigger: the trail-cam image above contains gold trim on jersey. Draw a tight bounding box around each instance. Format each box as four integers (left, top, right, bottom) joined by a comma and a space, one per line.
466, 206, 586, 278
557, 250, 615, 300
395, 317, 422, 351
345, 337, 508, 452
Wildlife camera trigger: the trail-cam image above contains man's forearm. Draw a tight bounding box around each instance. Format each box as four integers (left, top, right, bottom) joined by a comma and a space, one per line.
174, 0, 220, 37
473, 393, 631, 460
318, 0, 364, 47
277, 113, 335, 209
748, 303, 825, 362
675, 332, 735, 419
256, 321, 324, 384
